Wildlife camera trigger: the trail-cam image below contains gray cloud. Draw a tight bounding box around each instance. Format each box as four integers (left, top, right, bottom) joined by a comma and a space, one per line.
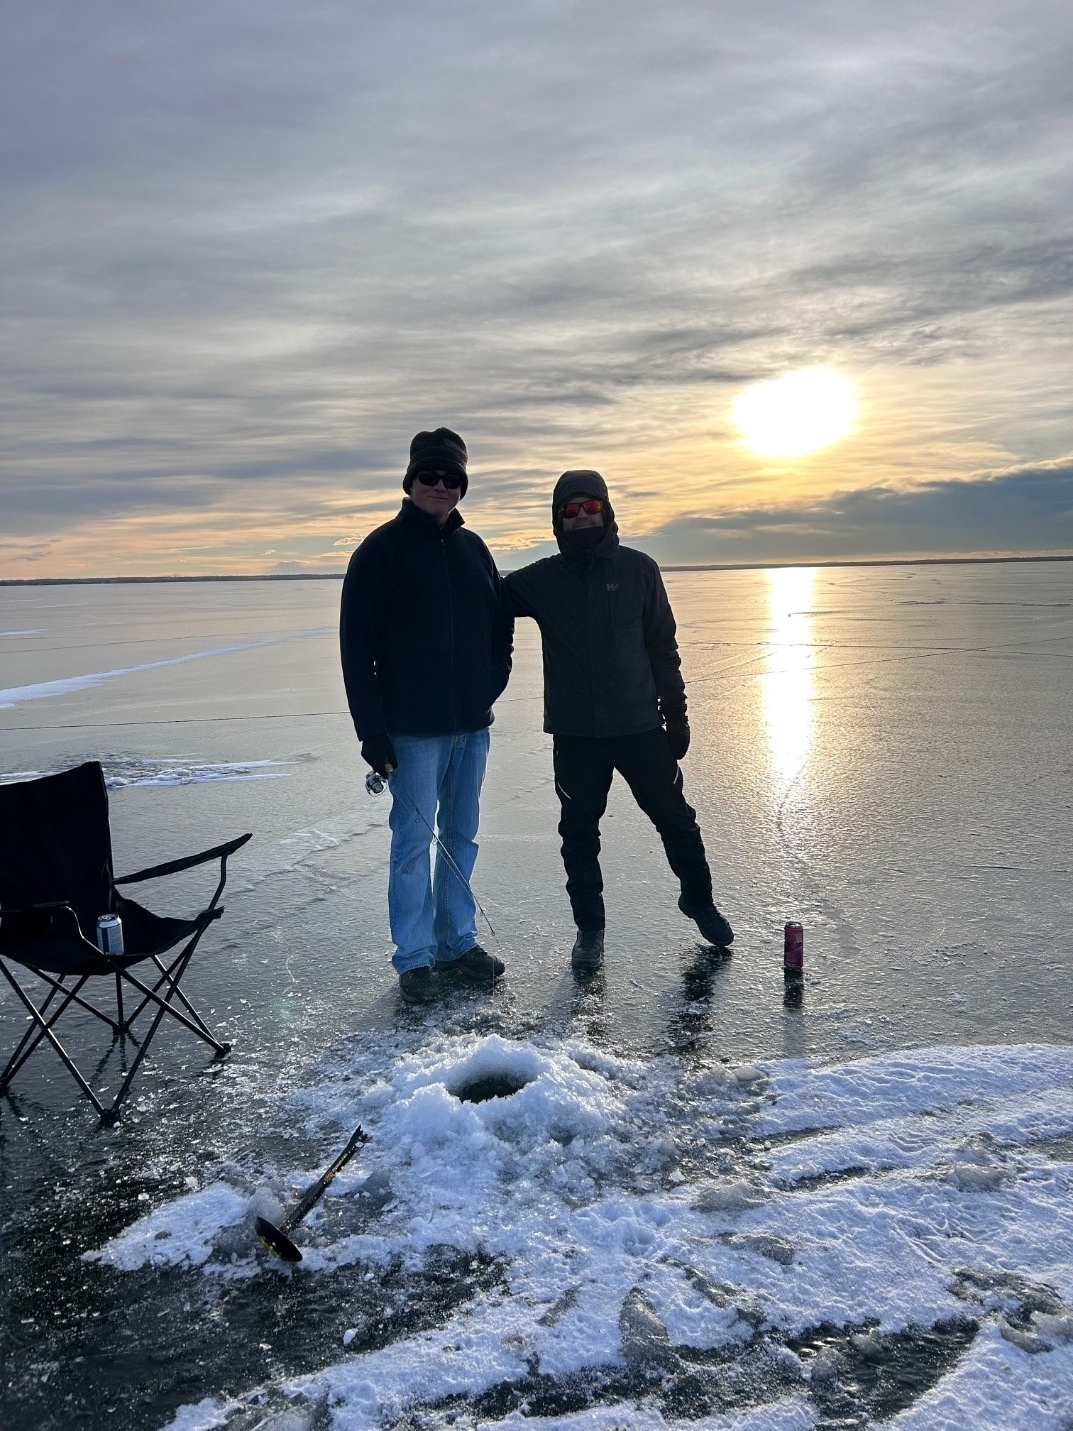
620, 457, 1073, 566
3, 2, 1073, 565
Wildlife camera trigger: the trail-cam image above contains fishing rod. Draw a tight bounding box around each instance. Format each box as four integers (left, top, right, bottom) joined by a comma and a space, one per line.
366, 768, 497, 942
255, 1124, 369, 1263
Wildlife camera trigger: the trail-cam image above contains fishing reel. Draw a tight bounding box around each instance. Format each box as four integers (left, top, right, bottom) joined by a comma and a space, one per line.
366, 763, 396, 795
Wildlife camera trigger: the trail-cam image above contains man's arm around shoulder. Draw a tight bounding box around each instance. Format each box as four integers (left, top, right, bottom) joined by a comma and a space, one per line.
468, 532, 515, 700
501, 559, 547, 619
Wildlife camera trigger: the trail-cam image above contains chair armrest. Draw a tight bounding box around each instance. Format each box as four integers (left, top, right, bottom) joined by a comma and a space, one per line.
0, 901, 89, 944
1, 899, 77, 917
115, 832, 252, 885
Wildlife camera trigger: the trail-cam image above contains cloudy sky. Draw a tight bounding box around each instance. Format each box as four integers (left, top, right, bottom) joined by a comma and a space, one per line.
3, 0, 1072, 576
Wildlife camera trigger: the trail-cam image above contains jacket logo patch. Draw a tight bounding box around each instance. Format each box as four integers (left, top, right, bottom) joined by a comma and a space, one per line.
607, 583, 619, 591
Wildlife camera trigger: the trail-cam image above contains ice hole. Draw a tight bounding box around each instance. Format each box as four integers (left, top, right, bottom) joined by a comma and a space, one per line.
454, 1071, 533, 1104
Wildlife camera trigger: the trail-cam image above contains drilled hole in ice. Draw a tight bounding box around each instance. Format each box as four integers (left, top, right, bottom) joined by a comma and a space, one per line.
455, 1072, 533, 1104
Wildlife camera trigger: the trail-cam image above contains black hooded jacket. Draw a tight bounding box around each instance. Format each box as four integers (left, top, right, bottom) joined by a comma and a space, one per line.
340, 499, 512, 738
502, 521, 686, 738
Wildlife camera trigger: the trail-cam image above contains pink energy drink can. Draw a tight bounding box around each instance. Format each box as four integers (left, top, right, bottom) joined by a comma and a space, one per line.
783, 921, 804, 975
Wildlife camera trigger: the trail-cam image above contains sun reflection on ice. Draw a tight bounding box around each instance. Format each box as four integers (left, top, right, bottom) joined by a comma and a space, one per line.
761, 567, 816, 789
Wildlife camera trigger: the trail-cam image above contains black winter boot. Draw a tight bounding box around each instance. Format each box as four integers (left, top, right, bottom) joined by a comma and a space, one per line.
570, 928, 605, 972
436, 945, 505, 983
399, 967, 439, 1004
678, 896, 734, 948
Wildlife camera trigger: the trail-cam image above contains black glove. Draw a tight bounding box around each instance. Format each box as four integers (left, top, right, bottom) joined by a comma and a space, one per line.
360, 733, 397, 778
660, 699, 690, 761
665, 713, 690, 761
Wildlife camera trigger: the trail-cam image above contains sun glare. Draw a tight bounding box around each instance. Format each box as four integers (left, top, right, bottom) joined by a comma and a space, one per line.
733, 367, 857, 459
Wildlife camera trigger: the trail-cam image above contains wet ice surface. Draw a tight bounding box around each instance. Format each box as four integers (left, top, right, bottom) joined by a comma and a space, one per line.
1, 564, 1072, 1429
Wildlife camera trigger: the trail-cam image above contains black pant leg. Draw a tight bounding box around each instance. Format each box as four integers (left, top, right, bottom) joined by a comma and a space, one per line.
613, 729, 714, 907
553, 736, 616, 931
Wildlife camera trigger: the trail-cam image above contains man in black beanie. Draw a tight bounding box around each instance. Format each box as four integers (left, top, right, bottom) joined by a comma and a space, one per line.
340, 429, 512, 1003
502, 470, 733, 972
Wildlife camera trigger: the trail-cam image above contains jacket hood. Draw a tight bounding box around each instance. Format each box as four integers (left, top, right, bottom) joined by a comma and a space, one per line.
551, 469, 610, 524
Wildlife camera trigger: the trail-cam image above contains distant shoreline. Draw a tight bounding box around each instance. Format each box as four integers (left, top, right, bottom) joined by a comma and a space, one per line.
2, 553, 1072, 586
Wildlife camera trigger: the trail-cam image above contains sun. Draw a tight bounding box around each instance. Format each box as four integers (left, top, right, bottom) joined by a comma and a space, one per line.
733, 367, 857, 459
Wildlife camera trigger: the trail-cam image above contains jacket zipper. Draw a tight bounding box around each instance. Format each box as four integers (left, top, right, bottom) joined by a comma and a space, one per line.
441, 532, 459, 730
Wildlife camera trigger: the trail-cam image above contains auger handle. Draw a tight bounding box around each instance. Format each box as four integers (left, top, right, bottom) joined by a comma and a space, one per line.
280, 1125, 369, 1233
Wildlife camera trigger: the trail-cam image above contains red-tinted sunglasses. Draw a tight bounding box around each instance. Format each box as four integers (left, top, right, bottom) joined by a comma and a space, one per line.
415, 469, 463, 490
560, 498, 603, 519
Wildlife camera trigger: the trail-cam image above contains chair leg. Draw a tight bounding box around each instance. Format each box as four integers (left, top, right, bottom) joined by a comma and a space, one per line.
0, 962, 108, 1118
115, 967, 228, 1058
0, 973, 66, 1088
0, 913, 229, 1124
119, 950, 205, 1035
103, 947, 230, 1121
104, 990, 179, 1121
0, 968, 97, 1092
117, 957, 230, 1057
115, 921, 214, 1036
3, 963, 122, 1036
112, 922, 229, 1055
147, 952, 218, 1042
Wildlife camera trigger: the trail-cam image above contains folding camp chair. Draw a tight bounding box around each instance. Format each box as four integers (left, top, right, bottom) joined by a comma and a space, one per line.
0, 761, 251, 1125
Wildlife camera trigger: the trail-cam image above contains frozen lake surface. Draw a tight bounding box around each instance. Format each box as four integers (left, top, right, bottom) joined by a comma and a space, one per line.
1, 563, 1072, 1429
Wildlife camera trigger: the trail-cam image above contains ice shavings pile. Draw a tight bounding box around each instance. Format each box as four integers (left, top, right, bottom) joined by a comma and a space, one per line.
87, 1038, 1073, 1430
85, 1181, 248, 1272
103, 756, 293, 787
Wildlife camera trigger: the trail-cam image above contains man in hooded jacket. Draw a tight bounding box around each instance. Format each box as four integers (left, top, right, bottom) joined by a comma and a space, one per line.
502, 470, 734, 971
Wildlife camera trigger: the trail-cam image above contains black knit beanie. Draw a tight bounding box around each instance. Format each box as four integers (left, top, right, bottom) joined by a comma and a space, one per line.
552, 469, 614, 528
404, 428, 468, 498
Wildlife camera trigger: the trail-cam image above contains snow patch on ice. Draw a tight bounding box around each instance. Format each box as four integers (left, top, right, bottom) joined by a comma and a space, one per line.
160, 1398, 230, 1431
107, 757, 292, 787
883, 1321, 1073, 1428
84, 1182, 248, 1271
0, 629, 330, 708
279, 828, 340, 854
0, 757, 293, 788
111, 1038, 1073, 1431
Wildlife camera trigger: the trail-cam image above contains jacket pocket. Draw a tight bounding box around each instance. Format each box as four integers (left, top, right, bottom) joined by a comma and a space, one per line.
608, 583, 644, 646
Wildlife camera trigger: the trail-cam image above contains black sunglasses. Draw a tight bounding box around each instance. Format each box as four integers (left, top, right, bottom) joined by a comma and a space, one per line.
415, 469, 463, 490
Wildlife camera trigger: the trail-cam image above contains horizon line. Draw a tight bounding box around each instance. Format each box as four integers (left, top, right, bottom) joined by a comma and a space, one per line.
3, 552, 1073, 586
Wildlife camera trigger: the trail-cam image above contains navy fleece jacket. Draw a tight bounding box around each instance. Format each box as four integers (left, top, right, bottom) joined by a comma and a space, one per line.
340, 499, 512, 738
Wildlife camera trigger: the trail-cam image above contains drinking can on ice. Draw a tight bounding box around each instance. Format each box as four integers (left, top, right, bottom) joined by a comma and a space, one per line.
783, 921, 804, 975
96, 914, 124, 956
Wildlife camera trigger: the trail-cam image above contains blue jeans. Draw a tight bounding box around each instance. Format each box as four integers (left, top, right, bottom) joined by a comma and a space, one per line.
386, 729, 490, 973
